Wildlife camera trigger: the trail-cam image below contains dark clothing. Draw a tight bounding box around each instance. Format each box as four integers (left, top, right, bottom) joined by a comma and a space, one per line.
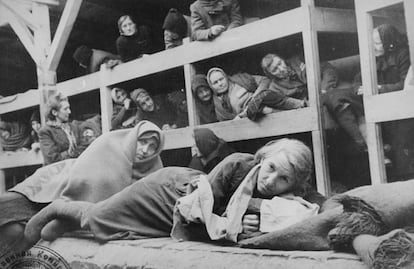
191, 74, 217, 124
189, 141, 235, 174
137, 95, 177, 129
190, 0, 242, 41
38, 124, 78, 165
0, 122, 31, 151
88, 49, 121, 74
111, 103, 137, 130
116, 25, 153, 62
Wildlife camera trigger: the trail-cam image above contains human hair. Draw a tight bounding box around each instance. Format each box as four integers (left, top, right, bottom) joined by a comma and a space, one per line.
117, 15, 137, 35
254, 138, 313, 196
45, 92, 69, 121
261, 53, 283, 79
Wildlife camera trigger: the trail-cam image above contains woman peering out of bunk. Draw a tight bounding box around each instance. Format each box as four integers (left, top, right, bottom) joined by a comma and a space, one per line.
130, 88, 178, 130
29, 111, 41, 152
191, 74, 218, 124
110, 87, 137, 130
190, 0, 243, 41
188, 127, 235, 173
206, 67, 306, 121
0, 120, 164, 255
116, 15, 154, 62
22, 138, 324, 248
162, 8, 190, 49
38, 92, 80, 165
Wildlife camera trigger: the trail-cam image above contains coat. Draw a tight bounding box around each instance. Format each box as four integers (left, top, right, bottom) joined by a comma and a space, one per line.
190, 0, 242, 41
111, 103, 137, 130
116, 25, 153, 62
88, 49, 121, 73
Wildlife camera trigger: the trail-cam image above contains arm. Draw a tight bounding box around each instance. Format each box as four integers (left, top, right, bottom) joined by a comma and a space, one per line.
111, 104, 128, 130
227, 0, 243, 29
190, 5, 213, 41
39, 128, 70, 165
379, 48, 411, 93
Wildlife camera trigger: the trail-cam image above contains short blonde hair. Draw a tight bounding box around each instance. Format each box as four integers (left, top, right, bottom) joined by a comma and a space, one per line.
255, 138, 313, 196
45, 92, 69, 121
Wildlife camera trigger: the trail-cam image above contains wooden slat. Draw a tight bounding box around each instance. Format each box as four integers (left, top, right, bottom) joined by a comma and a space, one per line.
164, 108, 318, 150
0, 151, 43, 169
313, 8, 357, 33
0, 89, 40, 114
356, 0, 403, 13
45, 0, 83, 71
355, 2, 387, 184
57, 72, 100, 95
2, 0, 37, 31
364, 91, 414, 123
303, 5, 330, 196
99, 65, 112, 134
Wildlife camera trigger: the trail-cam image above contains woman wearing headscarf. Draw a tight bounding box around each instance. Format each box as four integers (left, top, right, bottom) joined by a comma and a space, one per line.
38, 92, 80, 165
191, 74, 217, 124
207, 67, 306, 121
110, 87, 137, 130
116, 15, 153, 62
0, 120, 164, 254
189, 128, 235, 173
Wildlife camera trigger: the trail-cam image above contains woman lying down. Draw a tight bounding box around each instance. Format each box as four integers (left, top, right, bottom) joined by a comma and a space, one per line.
22, 138, 324, 247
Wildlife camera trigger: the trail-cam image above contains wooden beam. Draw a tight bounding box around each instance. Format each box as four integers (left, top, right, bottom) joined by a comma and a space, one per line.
2, 0, 37, 31
45, 0, 83, 71
356, 0, 403, 13
2, 7, 42, 65
355, 2, 387, 184
364, 91, 414, 123
303, 5, 330, 196
0, 150, 43, 169
0, 89, 40, 114
99, 65, 112, 134
405, 0, 414, 79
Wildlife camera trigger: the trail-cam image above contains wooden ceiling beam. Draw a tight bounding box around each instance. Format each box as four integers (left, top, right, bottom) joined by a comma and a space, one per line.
2, 0, 37, 31
45, 0, 82, 71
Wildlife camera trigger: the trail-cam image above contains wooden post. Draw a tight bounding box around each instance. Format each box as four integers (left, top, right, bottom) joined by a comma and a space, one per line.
355, 0, 387, 184
302, 4, 331, 196
99, 64, 112, 134
404, 0, 414, 79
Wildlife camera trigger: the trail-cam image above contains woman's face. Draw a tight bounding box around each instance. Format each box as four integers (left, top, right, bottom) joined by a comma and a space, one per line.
82, 128, 96, 145
120, 17, 137, 36
209, 71, 229, 95
256, 154, 296, 198
137, 95, 155, 112
373, 28, 385, 57
31, 121, 41, 133
197, 86, 212, 102
53, 101, 71, 123
114, 89, 127, 104
267, 56, 289, 79
135, 136, 158, 160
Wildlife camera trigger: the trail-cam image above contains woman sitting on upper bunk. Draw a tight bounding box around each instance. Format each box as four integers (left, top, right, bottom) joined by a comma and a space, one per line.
190, 0, 243, 41
116, 15, 154, 62
38, 92, 80, 165
206, 67, 306, 121
111, 87, 137, 130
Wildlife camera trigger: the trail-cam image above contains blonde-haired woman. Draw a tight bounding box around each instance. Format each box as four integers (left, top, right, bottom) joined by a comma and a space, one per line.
24, 138, 324, 247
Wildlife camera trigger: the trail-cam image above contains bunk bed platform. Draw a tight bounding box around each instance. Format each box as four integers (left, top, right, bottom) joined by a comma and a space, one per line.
37, 237, 367, 269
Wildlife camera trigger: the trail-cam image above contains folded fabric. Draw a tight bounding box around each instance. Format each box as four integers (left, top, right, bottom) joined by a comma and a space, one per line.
260, 195, 319, 233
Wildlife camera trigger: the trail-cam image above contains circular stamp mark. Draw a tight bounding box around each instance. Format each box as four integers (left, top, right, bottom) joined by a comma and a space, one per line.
0, 244, 70, 269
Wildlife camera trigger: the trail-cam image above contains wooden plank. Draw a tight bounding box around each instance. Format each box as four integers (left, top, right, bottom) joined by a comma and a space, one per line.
355, 3, 387, 184
2, 6, 42, 65
57, 72, 100, 96
405, 0, 414, 79
364, 91, 414, 123
164, 108, 318, 150
99, 65, 112, 134
2, 0, 37, 31
0, 89, 40, 114
183, 63, 198, 126
32, 2, 51, 59
303, 5, 330, 196
0, 150, 43, 169
0, 170, 5, 194
356, 0, 403, 13
313, 8, 357, 33
45, 0, 83, 71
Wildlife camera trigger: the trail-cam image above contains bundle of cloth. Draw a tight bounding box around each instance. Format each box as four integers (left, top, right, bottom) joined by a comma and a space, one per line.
0, 121, 31, 151
239, 179, 414, 269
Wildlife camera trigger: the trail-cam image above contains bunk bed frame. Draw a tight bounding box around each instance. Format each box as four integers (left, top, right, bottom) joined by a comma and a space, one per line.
0, 0, 412, 200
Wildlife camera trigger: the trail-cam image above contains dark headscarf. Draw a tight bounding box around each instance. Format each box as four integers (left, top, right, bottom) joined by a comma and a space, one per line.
163, 8, 188, 38
376, 24, 406, 54
73, 45, 92, 67
194, 128, 219, 157
192, 74, 210, 102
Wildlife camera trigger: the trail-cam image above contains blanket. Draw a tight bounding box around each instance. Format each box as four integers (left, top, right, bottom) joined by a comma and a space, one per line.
11, 120, 164, 203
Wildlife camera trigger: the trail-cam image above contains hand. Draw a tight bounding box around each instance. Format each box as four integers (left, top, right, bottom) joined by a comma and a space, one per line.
68, 145, 77, 158
31, 142, 41, 152
242, 214, 260, 234
124, 98, 131, 109
357, 86, 363, 95
162, 124, 172, 130
210, 25, 226, 36
238, 109, 248, 118
105, 59, 121, 69
261, 106, 273, 114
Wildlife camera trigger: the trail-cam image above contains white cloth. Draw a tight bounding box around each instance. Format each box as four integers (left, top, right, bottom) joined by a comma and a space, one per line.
260, 195, 319, 233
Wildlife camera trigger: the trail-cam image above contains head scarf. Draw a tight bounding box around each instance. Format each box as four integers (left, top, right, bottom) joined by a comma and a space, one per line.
194, 128, 220, 157
192, 74, 212, 102
375, 24, 406, 54
73, 45, 92, 67
162, 8, 188, 38
130, 88, 150, 107
12, 121, 164, 203
206, 67, 229, 95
